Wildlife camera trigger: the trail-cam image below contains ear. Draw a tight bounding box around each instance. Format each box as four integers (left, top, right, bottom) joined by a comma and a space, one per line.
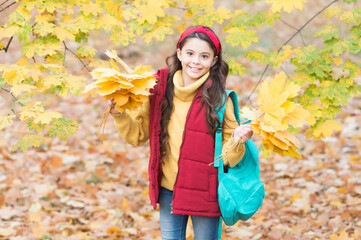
211, 56, 218, 67
177, 48, 182, 62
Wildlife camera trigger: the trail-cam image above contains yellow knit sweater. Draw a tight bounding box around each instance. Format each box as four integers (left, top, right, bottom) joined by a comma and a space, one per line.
111, 70, 245, 190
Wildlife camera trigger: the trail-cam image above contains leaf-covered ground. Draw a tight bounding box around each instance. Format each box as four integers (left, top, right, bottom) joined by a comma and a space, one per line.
1, 75, 360, 240
1, 1, 361, 239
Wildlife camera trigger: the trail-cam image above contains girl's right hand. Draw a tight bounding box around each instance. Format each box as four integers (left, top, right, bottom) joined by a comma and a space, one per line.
108, 98, 120, 115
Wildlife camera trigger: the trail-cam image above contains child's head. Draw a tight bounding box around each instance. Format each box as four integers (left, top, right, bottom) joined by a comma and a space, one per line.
176, 27, 220, 84
167, 26, 228, 82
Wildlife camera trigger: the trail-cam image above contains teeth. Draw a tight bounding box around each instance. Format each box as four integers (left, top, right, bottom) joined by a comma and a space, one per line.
189, 66, 201, 71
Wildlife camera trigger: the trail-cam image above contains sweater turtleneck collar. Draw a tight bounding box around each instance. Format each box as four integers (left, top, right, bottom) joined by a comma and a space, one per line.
173, 70, 210, 101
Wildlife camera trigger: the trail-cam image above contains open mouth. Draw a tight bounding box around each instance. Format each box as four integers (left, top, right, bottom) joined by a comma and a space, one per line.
188, 66, 202, 72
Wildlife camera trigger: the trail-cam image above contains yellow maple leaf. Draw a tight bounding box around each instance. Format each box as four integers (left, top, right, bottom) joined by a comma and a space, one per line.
87, 50, 157, 140
240, 71, 308, 158
283, 104, 310, 128
312, 120, 342, 139
53, 26, 75, 42
133, 0, 168, 24
257, 73, 289, 117
34, 111, 62, 124
266, 0, 307, 13
11, 83, 37, 96
20, 101, 44, 120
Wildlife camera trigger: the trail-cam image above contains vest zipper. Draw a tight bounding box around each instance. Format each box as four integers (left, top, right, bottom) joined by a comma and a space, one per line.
170, 95, 201, 214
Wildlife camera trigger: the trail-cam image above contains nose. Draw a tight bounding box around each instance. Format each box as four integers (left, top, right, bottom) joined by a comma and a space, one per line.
192, 55, 200, 64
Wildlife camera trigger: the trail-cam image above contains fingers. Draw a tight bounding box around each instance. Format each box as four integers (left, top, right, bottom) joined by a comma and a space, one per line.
108, 98, 121, 115
233, 124, 253, 143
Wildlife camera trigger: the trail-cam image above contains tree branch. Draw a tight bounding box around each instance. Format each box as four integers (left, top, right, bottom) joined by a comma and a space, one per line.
1, 86, 21, 119
1, 36, 13, 53
62, 41, 91, 72
281, 19, 306, 46
0, 1, 15, 13
243, 0, 339, 106
0, 0, 10, 8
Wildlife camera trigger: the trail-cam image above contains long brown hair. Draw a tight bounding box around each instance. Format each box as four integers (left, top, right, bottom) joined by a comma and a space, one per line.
159, 26, 229, 160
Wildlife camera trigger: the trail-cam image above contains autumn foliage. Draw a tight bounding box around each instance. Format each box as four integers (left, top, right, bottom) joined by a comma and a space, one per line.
0, 0, 360, 156
0, 0, 361, 239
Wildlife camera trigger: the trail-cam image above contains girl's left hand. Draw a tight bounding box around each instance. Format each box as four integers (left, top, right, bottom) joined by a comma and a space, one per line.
233, 124, 253, 144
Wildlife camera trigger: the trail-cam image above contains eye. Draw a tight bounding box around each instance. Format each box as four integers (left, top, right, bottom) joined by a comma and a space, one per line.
202, 55, 209, 59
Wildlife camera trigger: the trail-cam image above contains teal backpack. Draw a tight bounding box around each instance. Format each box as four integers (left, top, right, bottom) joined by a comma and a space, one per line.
214, 90, 265, 239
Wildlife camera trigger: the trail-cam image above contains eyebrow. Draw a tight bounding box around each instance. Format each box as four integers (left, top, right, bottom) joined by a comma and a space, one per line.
184, 49, 211, 55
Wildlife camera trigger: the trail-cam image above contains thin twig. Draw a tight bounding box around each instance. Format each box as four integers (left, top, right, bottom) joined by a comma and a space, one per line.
1, 86, 21, 119
281, 19, 306, 46
280, 66, 290, 78
1, 36, 13, 52
0, 1, 15, 13
243, 0, 339, 106
0, 0, 10, 8
62, 41, 91, 72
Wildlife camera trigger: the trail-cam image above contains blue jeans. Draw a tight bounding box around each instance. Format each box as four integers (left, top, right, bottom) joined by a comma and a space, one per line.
159, 187, 219, 240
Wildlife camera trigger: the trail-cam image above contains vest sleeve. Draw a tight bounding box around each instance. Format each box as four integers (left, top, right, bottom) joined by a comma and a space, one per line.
222, 99, 245, 168
110, 99, 150, 146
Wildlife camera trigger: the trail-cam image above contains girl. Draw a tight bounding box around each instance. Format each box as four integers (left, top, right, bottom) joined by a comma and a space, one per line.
109, 26, 253, 240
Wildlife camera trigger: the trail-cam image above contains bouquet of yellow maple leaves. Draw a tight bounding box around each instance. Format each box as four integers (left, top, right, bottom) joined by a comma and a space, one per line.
83, 50, 157, 137
240, 72, 309, 158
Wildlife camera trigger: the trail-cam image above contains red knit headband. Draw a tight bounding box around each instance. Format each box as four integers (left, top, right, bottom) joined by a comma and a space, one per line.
178, 26, 220, 55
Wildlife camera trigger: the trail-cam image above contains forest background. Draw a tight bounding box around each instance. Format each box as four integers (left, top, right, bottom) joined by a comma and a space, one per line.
0, 0, 360, 239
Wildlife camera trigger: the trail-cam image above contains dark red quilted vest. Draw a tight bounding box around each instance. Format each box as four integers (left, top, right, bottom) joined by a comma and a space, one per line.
148, 68, 221, 217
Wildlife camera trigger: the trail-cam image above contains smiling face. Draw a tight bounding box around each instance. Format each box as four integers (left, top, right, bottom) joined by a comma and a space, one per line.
177, 37, 218, 87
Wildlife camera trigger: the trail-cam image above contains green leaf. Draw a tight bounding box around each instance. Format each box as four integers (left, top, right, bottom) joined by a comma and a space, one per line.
344, 38, 361, 54
297, 45, 322, 64
74, 31, 89, 43
343, 0, 357, 3
21, 35, 62, 58
250, 11, 281, 27
26, 119, 45, 132
48, 117, 78, 141
246, 50, 266, 63
17, 22, 32, 43
228, 59, 245, 76
266, 51, 284, 68
325, 6, 342, 19
225, 28, 258, 48
340, 8, 361, 25
343, 60, 361, 78
76, 45, 97, 58
350, 24, 361, 38
9, 7, 32, 25
45, 51, 65, 65
13, 134, 45, 152
324, 38, 345, 56
33, 22, 56, 37
0, 114, 15, 130
314, 25, 339, 41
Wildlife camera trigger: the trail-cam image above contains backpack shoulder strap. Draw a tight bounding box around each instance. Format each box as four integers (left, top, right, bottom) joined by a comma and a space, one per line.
214, 90, 240, 168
